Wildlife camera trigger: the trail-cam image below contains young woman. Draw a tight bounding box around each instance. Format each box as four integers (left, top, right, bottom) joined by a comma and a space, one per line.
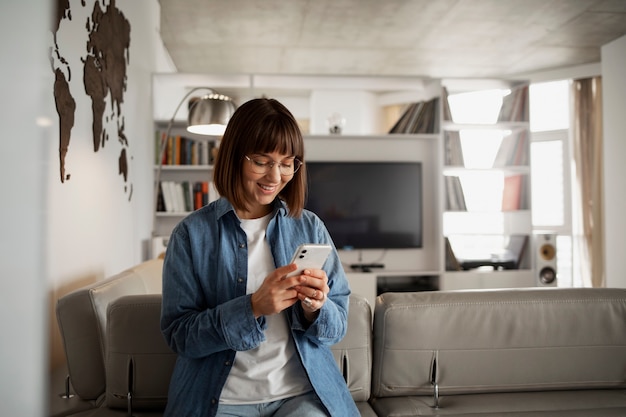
160, 98, 359, 417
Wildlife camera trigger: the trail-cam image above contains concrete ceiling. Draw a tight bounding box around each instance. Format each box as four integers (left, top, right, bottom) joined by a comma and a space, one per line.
159, 0, 626, 81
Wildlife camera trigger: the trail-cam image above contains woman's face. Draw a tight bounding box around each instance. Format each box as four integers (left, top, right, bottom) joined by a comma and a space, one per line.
238, 150, 295, 219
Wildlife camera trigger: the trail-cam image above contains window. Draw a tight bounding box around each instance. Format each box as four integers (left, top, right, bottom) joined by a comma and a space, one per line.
529, 80, 573, 286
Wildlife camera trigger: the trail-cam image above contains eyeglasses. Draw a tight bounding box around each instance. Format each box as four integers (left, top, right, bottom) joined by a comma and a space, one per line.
244, 155, 303, 176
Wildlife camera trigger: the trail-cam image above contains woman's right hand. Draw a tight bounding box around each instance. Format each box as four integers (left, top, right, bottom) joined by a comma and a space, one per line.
250, 263, 304, 318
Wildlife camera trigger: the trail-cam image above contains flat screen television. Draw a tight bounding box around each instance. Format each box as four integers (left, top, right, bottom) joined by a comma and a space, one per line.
305, 161, 423, 250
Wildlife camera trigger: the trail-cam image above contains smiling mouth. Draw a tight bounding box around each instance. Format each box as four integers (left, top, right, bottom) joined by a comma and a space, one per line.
258, 183, 276, 192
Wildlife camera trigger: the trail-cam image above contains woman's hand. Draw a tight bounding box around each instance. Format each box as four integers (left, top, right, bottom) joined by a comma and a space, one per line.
250, 264, 303, 318
292, 268, 330, 321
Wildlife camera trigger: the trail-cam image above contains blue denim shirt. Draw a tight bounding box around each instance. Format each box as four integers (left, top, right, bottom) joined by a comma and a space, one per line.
160, 198, 359, 417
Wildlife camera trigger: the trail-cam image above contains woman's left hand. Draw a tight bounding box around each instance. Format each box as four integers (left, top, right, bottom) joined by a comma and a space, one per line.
292, 268, 330, 317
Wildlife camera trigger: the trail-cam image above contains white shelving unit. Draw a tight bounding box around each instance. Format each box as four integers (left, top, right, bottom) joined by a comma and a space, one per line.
440, 80, 535, 290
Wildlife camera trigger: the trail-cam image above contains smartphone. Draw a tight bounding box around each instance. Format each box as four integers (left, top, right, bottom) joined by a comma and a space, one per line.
285, 244, 332, 278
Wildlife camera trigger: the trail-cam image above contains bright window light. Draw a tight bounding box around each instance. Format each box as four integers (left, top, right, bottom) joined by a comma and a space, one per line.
447, 89, 509, 124
459, 171, 505, 211
446, 89, 513, 218
460, 129, 508, 169
529, 81, 569, 132
531, 140, 565, 226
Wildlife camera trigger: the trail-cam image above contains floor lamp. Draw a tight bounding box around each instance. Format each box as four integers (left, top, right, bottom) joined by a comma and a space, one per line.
152, 87, 236, 241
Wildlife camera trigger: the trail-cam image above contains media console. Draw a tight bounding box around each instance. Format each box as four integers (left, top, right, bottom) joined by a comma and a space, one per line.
345, 270, 440, 307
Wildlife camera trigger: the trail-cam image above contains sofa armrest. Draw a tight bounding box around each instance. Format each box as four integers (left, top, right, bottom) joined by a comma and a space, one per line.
105, 294, 176, 411
330, 293, 373, 402
56, 259, 163, 400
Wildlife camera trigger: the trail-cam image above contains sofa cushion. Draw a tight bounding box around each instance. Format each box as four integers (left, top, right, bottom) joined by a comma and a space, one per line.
105, 294, 176, 410
56, 259, 163, 400
372, 288, 626, 398
104, 292, 373, 412
370, 390, 626, 416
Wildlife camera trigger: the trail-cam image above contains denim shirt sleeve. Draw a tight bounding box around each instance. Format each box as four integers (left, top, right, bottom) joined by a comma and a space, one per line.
160, 204, 267, 359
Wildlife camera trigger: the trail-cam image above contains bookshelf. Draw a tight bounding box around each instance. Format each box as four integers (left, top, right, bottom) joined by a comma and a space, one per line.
153, 121, 219, 239
440, 81, 534, 289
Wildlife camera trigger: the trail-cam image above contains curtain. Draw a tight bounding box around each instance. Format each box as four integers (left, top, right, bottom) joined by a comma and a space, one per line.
570, 77, 604, 287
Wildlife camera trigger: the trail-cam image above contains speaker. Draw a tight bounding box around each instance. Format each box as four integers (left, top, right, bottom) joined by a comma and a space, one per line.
534, 233, 557, 286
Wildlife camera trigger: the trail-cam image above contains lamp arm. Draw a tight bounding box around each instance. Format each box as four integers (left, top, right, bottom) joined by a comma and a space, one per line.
152, 87, 216, 238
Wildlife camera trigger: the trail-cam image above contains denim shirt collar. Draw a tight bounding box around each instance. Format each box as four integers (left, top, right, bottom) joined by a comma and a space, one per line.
214, 197, 289, 222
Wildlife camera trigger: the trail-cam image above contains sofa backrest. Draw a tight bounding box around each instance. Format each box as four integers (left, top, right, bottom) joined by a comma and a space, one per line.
56, 259, 163, 400
371, 288, 626, 398
104, 293, 372, 411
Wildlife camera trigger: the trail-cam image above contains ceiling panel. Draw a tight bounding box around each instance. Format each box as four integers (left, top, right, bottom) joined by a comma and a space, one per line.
159, 0, 626, 79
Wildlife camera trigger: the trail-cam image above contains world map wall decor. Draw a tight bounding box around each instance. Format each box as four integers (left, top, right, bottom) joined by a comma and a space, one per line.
51, 0, 133, 200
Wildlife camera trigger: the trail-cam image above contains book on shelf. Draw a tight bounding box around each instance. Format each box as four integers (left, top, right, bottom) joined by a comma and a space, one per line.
155, 132, 216, 166
497, 85, 528, 122
201, 181, 209, 207
444, 176, 467, 211
444, 130, 464, 166
501, 174, 529, 211
407, 100, 425, 133
442, 87, 453, 122
174, 182, 185, 212
158, 181, 174, 212
181, 181, 193, 212
156, 183, 166, 212
388, 96, 440, 134
492, 129, 528, 167
388, 102, 416, 133
158, 180, 220, 213
194, 182, 203, 210
155, 131, 161, 165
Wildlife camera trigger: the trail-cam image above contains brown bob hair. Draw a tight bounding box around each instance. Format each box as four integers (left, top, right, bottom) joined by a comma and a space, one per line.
213, 98, 307, 218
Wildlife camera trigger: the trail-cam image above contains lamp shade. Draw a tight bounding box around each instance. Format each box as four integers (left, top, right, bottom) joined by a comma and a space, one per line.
187, 93, 237, 136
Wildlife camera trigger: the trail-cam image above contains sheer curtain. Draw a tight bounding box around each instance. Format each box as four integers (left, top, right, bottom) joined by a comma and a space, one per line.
571, 77, 604, 287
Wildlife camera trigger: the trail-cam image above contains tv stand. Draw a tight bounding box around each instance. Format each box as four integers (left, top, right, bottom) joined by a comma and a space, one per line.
350, 263, 385, 273
345, 270, 439, 307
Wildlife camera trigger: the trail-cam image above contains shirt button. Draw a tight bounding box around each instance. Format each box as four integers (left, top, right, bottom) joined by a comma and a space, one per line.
211, 398, 217, 404
225, 360, 231, 366
237, 278, 244, 284
239, 243, 245, 248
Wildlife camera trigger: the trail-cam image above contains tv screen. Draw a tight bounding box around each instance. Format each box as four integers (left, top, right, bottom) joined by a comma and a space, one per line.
305, 161, 423, 249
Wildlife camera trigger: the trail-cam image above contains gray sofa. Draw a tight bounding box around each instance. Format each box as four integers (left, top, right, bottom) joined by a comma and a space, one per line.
51, 259, 626, 416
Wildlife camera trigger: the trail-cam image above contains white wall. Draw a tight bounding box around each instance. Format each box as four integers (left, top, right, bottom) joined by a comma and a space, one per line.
0, 1, 169, 413
45, 0, 170, 371
47, 0, 168, 289
602, 34, 626, 288
310, 90, 381, 134
0, 2, 52, 415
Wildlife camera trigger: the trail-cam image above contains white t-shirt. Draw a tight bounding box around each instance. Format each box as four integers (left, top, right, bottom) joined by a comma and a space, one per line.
220, 214, 311, 404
